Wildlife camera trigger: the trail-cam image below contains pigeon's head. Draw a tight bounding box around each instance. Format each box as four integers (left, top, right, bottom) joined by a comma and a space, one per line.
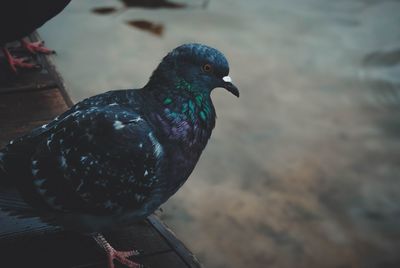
150, 43, 239, 97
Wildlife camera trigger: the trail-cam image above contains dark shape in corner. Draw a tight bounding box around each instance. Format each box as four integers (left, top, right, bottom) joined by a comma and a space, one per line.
126, 20, 164, 37
119, 0, 186, 9
92, 7, 118, 15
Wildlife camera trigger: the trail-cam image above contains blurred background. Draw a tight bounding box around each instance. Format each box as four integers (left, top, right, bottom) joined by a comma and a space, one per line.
40, 0, 400, 267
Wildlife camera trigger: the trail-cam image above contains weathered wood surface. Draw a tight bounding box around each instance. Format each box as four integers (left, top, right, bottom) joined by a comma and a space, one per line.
0, 33, 201, 268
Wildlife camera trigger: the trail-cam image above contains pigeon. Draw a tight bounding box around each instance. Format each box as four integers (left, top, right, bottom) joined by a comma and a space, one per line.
0, 43, 239, 268
0, 0, 71, 72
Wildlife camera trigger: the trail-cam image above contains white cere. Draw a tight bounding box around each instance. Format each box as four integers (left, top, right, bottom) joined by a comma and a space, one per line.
223, 76, 232, 83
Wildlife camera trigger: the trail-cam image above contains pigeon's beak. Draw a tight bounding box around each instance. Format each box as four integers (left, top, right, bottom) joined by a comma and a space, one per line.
222, 76, 240, 97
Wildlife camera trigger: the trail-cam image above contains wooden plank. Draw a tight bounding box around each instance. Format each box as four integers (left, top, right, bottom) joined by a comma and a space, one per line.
103, 222, 172, 254
148, 215, 202, 268
0, 198, 180, 267
0, 213, 178, 268
0, 87, 68, 125
0, 75, 58, 94
0, 190, 188, 267
0, 87, 68, 147
136, 251, 192, 268
79, 251, 189, 268
30, 32, 74, 107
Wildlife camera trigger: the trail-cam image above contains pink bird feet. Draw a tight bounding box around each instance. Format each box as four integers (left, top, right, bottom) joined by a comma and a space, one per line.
21, 39, 55, 55
1, 47, 40, 73
106, 248, 144, 268
2, 38, 55, 73
93, 233, 145, 268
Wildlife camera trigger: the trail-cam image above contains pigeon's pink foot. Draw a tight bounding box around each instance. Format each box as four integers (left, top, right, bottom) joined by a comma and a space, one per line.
2, 47, 39, 73
107, 248, 143, 268
93, 233, 144, 268
20, 39, 55, 54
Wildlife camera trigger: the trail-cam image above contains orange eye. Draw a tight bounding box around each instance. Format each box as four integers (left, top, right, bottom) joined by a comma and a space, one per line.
202, 63, 213, 73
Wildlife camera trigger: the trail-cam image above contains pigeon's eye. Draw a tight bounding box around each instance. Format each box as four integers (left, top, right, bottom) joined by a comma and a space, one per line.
202, 64, 213, 73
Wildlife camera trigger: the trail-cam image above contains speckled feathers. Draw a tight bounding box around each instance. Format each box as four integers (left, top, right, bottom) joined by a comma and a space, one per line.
0, 44, 237, 232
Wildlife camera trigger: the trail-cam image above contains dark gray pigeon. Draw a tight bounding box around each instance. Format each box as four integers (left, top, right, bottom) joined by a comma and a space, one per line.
0, 43, 239, 268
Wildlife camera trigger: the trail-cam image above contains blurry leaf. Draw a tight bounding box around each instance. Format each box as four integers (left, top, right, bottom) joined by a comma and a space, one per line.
126, 20, 164, 37
92, 7, 118, 15
363, 49, 400, 67
119, 0, 186, 9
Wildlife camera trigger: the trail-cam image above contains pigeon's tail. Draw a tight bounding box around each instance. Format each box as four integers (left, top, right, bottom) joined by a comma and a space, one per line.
0, 150, 55, 224
0, 187, 57, 225
0, 150, 33, 218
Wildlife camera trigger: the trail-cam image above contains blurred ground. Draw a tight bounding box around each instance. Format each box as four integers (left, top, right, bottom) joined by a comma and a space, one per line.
40, 0, 400, 267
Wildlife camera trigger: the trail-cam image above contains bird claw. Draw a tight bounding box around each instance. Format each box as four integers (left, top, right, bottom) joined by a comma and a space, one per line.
21, 40, 56, 55
93, 233, 144, 268
7, 56, 40, 73
108, 248, 143, 268
2, 46, 42, 73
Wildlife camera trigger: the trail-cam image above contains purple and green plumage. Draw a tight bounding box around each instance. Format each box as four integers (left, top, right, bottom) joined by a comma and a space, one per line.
0, 43, 239, 268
